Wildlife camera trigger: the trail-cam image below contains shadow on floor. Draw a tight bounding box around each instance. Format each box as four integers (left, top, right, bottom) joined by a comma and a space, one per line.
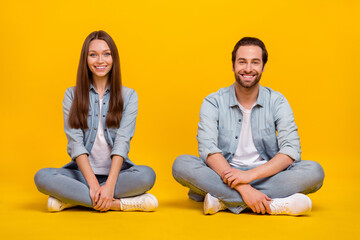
159, 198, 202, 210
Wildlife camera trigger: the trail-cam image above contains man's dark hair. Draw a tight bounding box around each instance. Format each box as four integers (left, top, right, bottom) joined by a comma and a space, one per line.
231, 37, 268, 68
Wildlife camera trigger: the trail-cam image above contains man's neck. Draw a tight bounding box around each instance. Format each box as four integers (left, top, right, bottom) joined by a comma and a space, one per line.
234, 82, 259, 110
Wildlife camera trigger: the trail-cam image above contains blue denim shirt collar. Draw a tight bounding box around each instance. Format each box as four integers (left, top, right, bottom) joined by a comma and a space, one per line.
228, 84, 238, 107
89, 83, 111, 95
228, 84, 265, 108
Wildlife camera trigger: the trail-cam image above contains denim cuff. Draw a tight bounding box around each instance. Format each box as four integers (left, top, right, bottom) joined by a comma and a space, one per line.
225, 203, 247, 214
279, 147, 301, 162
69, 143, 89, 160
200, 146, 223, 163
110, 149, 128, 161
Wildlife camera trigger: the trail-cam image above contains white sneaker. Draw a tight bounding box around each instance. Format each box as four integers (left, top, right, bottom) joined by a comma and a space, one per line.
47, 196, 75, 212
119, 193, 158, 212
203, 193, 227, 215
269, 193, 312, 216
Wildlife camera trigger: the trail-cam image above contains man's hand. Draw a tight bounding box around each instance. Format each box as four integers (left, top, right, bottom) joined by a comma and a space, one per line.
221, 168, 254, 188
236, 184, 272, 214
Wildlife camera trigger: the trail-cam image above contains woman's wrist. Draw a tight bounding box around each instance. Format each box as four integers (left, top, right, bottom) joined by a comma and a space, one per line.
103, 180, 116, 191
88, 181, 101, 190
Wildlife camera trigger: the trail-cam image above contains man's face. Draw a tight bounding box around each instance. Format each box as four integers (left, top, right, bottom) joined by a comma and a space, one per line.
233, 45, 264, 89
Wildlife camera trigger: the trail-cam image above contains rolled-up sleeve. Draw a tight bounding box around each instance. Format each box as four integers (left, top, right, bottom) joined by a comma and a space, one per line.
63, 88, 89, 160
274, 96, 301, 162
197, 95, 223, 162
110, 90, 138, 160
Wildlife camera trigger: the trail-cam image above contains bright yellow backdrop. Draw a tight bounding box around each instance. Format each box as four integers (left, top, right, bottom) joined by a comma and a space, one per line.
1, 0, 359, 239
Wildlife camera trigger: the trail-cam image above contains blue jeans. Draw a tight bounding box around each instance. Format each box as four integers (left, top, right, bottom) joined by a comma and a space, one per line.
172, 155, 324, 214
34, 162, 156, 208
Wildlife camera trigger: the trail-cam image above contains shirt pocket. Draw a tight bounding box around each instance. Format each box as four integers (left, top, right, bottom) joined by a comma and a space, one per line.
218, 128, 233, 151
260, 127, 278, 155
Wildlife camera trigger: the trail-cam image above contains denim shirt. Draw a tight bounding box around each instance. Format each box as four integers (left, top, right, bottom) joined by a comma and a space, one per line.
62, 85, 138, 167
197, 84, 301, 164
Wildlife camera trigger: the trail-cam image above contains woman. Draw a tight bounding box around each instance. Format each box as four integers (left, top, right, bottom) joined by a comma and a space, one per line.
34, 30, 158, 212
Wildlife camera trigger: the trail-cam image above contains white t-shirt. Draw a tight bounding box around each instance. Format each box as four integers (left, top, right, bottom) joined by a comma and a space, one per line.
230, 104, 267, 168
88, 99, 112, 175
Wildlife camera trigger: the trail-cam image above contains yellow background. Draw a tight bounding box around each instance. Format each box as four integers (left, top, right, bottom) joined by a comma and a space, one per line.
1, 0, 359, 239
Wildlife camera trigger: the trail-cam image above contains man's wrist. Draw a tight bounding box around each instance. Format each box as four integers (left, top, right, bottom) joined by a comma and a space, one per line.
235, 183, 252, 194
246, 170, 258, 183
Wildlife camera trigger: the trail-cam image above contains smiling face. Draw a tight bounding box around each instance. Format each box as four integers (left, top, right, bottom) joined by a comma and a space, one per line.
233, 45, 264, 89
87, 39, 113, 81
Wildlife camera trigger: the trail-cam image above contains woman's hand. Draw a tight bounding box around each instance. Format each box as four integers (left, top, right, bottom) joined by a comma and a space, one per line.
93, 184, 115, 212
91, 155, 123, 212
89, 184, 101, 207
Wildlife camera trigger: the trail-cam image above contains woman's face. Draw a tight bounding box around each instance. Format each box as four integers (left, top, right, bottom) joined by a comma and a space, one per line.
87, 39, 113, 80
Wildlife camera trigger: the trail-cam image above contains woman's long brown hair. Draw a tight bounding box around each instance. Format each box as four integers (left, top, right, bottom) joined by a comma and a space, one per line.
68, 30, 123, 129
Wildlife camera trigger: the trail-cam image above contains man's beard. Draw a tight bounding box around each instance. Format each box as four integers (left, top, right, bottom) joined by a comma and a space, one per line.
235, 72, 262, 89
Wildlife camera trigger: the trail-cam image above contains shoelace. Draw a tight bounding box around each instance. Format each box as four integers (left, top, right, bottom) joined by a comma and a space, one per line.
271, 202, 289, 214
121, 199, 144, 210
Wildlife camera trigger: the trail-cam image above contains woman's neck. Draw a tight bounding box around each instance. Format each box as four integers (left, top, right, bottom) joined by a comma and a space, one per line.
92, 77, 109, 98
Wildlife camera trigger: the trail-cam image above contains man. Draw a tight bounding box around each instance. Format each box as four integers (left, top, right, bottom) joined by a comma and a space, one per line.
172, 37, 324, 215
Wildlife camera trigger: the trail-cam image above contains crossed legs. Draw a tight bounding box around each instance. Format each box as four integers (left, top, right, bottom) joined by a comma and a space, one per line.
34, 164, 156, 209
172, 155, 324, 214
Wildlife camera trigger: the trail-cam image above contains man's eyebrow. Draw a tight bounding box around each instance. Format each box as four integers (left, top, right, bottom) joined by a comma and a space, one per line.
237, 57, 261, 61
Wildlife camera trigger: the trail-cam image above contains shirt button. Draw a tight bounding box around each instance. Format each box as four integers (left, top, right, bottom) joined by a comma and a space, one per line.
235, 136, 238, 139
103, 102, 106, 105
95, 100, 98, 103
103, 115, 105, 117
104, 129, 107, 131
238, 119, 241, 122
94, 127, 97, 130
96, 114, 98, 117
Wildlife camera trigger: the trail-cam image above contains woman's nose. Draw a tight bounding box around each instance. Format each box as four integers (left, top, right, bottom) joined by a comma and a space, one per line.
97, 55, 104, 63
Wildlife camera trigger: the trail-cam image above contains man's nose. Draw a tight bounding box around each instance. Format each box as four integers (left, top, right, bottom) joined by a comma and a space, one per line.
244, 63, 252, 72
